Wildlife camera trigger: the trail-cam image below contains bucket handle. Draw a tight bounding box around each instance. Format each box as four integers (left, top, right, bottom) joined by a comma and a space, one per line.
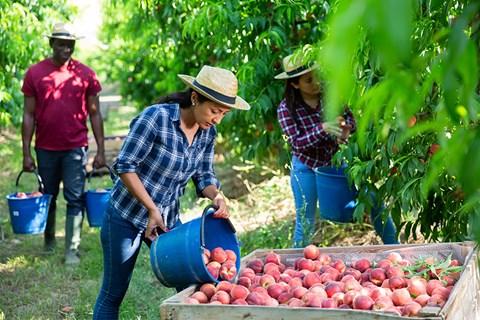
200, 204, 237, 250
15, 169, 46, 194
86, 165, 116, 190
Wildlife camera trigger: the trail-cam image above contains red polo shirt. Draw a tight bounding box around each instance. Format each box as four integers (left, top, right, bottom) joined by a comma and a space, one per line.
22, 58, 102, 151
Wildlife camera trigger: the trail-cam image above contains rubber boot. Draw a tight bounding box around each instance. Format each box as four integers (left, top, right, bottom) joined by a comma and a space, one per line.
43, 208, 56, 254
65, 215, 83, 265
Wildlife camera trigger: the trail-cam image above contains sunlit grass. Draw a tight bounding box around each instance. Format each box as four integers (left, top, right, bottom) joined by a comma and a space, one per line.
0, 104, 175, 319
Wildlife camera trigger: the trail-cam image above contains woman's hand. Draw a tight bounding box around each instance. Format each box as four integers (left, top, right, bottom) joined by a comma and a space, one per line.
323, 117, 351, 144
322, 121, 343, 138
118, 172, 168, 240
337, 126, 351, 144
335, 116, 351, 144
201, 185, 230, 219
212, 194, 229, 219
145, 209, 168, 241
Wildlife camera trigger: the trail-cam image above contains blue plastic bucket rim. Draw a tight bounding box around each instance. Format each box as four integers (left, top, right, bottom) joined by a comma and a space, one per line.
7, 169, 52, 208
6, 193, 53, 200
85, 188, 112, 194
314, 165, 347, 177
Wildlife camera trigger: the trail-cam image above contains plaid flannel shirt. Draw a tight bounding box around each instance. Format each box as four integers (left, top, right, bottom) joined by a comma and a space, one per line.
277, 98, 356, 169
110, 103, 220, 230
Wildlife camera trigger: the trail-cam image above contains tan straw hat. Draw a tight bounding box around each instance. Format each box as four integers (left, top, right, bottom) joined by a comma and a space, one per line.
45, 22, 83, 40
178, 66, 250, 110
274, 53, 320, 80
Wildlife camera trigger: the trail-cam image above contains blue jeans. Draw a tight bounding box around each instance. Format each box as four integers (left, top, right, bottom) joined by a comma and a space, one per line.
92, 200, 181, 319
290, 156, 399, 247
35, 147, 87, 242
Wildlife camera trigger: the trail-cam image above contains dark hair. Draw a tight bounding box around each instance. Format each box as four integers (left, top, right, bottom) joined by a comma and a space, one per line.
155, 88, 210, 109
283, 76, 326, 120
283, 77, 303, 117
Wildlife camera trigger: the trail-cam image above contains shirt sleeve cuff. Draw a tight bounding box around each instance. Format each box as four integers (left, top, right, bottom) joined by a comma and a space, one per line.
113, 162, 137, 174
195, 178, 221, 197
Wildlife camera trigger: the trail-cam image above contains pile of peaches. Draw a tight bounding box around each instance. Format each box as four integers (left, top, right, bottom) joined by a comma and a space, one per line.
203, 247, 238, 281
190, 244, 464, 317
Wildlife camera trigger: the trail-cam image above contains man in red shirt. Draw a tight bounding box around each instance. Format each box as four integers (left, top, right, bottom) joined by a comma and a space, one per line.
21, 22, 106, 264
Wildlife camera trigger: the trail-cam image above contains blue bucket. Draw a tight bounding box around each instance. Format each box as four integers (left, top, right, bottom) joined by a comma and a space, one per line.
150, 204, 241, 288
85, 188, 111, 227
6, 170, 52, 234
84, 166, 114, 228
315, 166, 358, 223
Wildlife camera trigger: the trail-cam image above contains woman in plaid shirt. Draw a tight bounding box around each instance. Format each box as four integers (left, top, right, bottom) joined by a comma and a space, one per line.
93, 66, 250, 319
275, 53, 398, 247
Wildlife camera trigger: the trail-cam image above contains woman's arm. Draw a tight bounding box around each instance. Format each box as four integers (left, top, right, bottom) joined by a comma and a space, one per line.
119, 172, 168, 240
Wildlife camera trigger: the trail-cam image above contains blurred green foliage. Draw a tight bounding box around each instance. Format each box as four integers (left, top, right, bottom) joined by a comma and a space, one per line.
323, 0, 480, 242
0, 0, 75, 127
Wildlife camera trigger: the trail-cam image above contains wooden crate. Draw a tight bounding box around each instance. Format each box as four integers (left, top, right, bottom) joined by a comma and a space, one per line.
160, 242, 479, 320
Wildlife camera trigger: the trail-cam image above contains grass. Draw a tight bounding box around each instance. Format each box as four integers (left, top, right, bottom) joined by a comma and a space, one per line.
0, 103, 390, 319
0, 105, 177, 319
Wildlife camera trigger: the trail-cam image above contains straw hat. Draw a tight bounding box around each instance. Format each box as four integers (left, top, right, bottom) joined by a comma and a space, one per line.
178, 66, 250, 110
45, 22, 83, 40
274, 53, 320, 80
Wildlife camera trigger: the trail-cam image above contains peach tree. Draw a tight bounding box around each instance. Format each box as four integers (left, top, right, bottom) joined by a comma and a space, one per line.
321, 0, 479, 242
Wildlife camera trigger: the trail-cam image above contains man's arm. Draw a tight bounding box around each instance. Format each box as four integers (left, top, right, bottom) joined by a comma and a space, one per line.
87, 94, 106, 168
22, 95, 37, 171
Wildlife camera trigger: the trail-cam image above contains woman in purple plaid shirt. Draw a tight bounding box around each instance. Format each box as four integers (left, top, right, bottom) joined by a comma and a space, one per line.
275, 53, 398, 247
93, 66, 250, 319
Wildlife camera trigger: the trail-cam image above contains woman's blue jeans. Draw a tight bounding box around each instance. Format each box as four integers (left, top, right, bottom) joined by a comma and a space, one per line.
92, 200, 181, 319
290, 156, 399, 247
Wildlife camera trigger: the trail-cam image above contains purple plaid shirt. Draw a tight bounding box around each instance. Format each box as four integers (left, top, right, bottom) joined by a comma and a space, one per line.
277, 98, 356, 169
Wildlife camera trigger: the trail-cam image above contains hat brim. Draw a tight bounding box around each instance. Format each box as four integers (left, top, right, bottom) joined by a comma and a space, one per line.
45, 35, 84, 40
178, 74, 251, 110
274, 63, 320, 80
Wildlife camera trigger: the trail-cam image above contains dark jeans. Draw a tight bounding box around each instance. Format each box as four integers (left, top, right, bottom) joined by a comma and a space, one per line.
35, 147, 87, 242
290, 156, 399, 247
93, 200, 182, 319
